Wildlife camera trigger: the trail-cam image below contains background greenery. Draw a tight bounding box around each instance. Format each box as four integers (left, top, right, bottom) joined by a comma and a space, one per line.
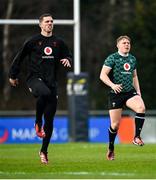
0, 0, 156, 110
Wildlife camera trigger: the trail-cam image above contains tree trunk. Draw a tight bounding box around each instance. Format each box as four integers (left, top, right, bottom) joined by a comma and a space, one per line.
2, 0, 13, 106
106, 0, 117, 48
121, 0, 131, 22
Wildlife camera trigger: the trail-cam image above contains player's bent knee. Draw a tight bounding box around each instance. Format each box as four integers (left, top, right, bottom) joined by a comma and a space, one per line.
136, 105, 146, 113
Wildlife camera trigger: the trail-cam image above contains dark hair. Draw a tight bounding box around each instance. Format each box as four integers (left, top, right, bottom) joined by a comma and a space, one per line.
39, 13, 53, 23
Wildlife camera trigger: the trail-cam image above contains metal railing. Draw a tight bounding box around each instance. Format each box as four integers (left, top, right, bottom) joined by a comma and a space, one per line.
0, 110, 156, 116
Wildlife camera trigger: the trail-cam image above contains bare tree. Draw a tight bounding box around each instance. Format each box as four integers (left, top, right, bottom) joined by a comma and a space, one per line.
106, 0, 117, 47
2, 0, 14, 106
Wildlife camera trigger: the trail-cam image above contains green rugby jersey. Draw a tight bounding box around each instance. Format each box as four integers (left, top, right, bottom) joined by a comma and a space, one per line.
103, 52, 137, 93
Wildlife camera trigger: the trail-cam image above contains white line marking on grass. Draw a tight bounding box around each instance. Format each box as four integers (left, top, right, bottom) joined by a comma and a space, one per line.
0, 171, 135, 177
0, 171, 27, 175
59, 172, 135, 176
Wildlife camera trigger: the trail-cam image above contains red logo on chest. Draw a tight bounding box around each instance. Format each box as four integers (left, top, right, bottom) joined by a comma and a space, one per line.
44, 47, 52, 55
123, 63, 130, 71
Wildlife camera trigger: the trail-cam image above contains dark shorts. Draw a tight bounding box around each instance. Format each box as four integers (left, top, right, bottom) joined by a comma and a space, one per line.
27, 77, 57, 97
108, 89, 138, 109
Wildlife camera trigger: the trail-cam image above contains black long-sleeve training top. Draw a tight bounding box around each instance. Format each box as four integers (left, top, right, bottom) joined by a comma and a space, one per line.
9, 34, 72, 87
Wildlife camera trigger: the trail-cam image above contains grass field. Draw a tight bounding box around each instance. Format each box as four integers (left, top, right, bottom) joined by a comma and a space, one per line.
0, 143, 156, 179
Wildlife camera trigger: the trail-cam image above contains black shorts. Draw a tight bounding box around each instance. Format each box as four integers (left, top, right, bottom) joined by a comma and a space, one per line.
27, 77, 57, 97
108, 89, 138, 109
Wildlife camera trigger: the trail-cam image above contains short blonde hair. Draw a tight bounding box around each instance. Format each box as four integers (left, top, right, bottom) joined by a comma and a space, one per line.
116, 35, 131, 44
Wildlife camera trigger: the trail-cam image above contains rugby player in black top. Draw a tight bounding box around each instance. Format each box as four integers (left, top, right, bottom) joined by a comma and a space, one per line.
9, 13, 72, 164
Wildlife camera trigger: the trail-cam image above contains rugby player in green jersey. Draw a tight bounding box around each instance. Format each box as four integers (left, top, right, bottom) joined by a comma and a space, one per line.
100, 35, 145, 160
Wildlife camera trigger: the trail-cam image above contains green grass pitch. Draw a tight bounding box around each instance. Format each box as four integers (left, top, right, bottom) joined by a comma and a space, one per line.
0, 143, 156, 179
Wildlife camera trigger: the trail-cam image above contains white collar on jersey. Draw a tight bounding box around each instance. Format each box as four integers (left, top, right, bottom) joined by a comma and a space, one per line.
118, 51, 129, 57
